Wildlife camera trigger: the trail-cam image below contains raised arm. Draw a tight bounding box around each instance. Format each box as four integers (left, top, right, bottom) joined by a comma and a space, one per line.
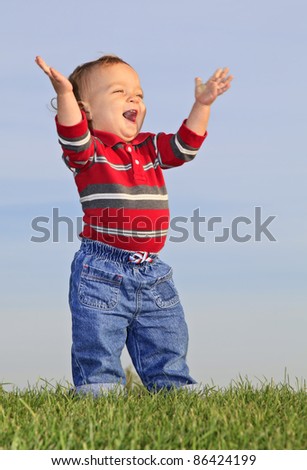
35, 56, 82, 127
186, 67, 233, 135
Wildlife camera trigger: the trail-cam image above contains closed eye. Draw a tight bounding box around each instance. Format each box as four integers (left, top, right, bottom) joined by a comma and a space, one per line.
113, 89, 124, 94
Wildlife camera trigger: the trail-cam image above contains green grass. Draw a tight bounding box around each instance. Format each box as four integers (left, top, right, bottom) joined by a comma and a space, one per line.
0, 379, 306, 450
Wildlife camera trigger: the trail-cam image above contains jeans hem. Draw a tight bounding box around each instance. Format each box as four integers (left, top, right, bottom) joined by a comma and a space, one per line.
75, 382, 125, 397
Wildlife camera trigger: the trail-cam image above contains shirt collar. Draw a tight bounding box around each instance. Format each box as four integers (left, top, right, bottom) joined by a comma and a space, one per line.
91, 129, 153, 148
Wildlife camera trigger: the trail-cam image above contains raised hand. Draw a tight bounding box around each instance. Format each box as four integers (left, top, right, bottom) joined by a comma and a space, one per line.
35, 56, 82, 126
195, 68, 233, 106
35, 56, 73, 96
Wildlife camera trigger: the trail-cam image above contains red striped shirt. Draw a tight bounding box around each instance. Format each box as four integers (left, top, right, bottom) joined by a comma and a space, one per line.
56, 112, 207, 253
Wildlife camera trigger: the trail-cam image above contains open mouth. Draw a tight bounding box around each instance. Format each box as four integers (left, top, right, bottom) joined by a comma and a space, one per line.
123, 109, 138, 122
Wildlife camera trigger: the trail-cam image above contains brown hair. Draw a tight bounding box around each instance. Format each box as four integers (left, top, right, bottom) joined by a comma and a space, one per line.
68, 55, 130, 102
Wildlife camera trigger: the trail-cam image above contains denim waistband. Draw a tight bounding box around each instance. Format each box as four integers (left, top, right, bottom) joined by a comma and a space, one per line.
80, 238, 158, 264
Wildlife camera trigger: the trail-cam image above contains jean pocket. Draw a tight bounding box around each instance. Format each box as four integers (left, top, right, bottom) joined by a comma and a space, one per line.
151, 269, 180, 309
78, 263, 123, 310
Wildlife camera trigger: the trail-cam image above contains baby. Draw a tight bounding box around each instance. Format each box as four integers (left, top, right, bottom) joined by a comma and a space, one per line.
36, 54, 232, 395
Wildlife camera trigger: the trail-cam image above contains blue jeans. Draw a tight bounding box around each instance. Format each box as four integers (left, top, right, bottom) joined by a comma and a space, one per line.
69, 239, 196, 394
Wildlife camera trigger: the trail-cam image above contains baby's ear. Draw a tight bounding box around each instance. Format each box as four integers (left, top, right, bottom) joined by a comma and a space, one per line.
78, 101, 92, 120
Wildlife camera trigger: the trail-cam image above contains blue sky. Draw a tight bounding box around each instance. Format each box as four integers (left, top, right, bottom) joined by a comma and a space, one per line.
1, 0, 306, 389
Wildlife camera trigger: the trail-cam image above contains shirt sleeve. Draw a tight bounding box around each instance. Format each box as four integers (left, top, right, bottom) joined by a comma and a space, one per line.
55, 111, 95, 171
154, 120, 207, 169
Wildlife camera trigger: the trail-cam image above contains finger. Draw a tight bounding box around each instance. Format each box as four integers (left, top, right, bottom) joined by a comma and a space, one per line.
224, 74, 234, 85
211, 68, 223, 80
217, 74, 234, 89
214, 68, 233, 85
195, 77, 203, 87
219, 74, 233, 84
220, 67, 230, 78
35, 56, 52, 76
217, 81, 232, 94
35, 55, 48, 70
219, 68, 229, 83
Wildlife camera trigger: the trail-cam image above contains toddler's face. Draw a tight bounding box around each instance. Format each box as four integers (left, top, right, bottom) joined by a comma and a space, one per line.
82, 63, 146, 141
